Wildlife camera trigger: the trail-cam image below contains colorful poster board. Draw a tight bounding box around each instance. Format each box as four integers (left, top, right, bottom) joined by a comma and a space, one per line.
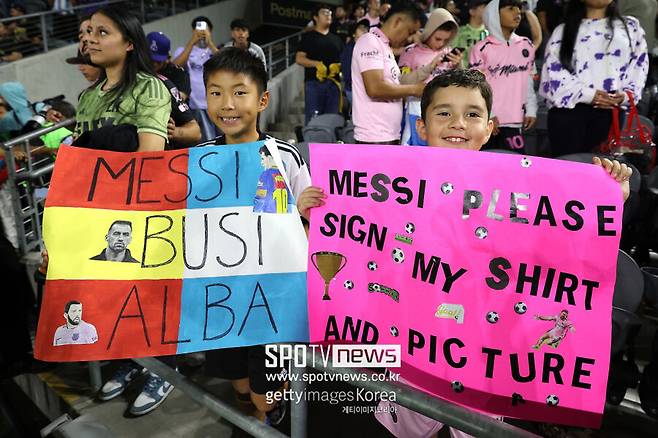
307, 143, 622, 427
35, 141, 309, 361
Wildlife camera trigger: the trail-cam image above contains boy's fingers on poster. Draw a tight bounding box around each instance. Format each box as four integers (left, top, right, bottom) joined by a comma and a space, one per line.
300, 186, 326, 197
39, 249, 49, 273
297, 186, 326, 219
594, 157, 614, 174
523, 116, 536, 130
618, 164, 633, 182
609, 159, 622, 179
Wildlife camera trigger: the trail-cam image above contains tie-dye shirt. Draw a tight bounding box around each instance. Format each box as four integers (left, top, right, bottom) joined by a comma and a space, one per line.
539, 16, 649, 109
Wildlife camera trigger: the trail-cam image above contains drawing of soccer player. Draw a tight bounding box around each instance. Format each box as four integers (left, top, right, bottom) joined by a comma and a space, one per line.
53, 300, 98, 346
532, 309, 575, 350
253, 145, 293, 214
90, 220, 139, 262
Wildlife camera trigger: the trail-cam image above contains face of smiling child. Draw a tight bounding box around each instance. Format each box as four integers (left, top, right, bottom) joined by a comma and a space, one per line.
416, 85, 493, 150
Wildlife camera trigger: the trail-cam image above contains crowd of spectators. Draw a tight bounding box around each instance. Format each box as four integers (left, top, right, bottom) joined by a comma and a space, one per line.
296, 0, 653, 158
0, 0, 138, 64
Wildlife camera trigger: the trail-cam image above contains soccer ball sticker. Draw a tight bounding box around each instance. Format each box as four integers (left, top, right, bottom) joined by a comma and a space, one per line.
390, 326, 399, 337
368, 261, 378, 271
546, 394, 559, 406
475, 226, 488, 239
405, 222, 415, 234
514, 302, 527, 314
441, 182, 454, 194
486, 311, 499, 324
451, 381, 464, 393
392, 248, 405, 263
344, 280, 354, 290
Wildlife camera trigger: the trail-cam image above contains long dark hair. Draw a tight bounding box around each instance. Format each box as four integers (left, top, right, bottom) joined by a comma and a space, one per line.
559, 0, 630, 74
90, 7, 156, 103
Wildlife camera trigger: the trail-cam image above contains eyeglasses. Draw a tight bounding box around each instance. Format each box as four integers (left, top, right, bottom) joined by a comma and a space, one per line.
319, 9, 332, 16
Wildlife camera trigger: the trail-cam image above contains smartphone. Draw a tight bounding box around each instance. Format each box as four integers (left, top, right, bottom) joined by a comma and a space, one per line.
196, 21, 207, 48
442, 47, 462, 63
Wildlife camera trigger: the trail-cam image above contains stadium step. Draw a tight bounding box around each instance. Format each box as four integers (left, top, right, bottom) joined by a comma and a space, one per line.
290, 101, 305, 113
284, 113, 304, 126
269, 122, 296, 133
12, 360, 234, 437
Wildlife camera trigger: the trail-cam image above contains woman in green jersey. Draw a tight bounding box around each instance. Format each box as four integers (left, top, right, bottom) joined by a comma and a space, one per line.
76, 6, 170, 152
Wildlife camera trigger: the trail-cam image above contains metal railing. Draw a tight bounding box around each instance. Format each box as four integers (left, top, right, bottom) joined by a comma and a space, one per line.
136, 347, 540, 438
261, 31, 303, 81
1, 118, 75, 257
0, 0, 219, 59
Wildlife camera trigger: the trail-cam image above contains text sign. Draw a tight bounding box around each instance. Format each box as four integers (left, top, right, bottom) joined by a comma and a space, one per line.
35, 142, 309, 362
307, 143, 622, 427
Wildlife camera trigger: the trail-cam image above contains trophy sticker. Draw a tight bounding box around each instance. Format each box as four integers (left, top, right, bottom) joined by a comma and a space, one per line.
311, 251, 347, 300
435, 303, 465, 324
368, 283, 399, 302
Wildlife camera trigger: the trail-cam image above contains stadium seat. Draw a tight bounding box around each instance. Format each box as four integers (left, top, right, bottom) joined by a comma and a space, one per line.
642, 267, 658, 308
611, 250, 644, 355
648, 167, 658, 195
296, 142, 310, 167
306, 113, 345, 130
302, 125, 336, 143
303, 113, 345, 143
555, 152, 602, 164
483, 148, 521, 154
339, 121, 355, 144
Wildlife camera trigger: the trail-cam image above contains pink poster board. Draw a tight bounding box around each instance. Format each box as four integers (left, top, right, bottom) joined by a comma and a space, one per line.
307, 144, 623, 427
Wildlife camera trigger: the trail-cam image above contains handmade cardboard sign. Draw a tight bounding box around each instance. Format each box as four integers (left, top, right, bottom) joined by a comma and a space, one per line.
307, 143, 622, 427
35, 141, 309, 361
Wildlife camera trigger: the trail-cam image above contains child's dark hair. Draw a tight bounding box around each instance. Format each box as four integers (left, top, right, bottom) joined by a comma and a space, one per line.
559, 0, 630, 74
191, 16, 213, 30
499, 0, 523, 9
382, 0, 425, 25
51, 100, 76, 119
203, 47, 267, 94
230, 18, 249, 31
89, 7, 157, 104
420, 69, 493, 121
352, 18, 371, 35
312, 4, 332, 23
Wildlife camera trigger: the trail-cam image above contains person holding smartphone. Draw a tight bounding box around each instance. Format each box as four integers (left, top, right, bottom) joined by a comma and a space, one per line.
173, 16, 220, 142
398, 8, 462, 145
